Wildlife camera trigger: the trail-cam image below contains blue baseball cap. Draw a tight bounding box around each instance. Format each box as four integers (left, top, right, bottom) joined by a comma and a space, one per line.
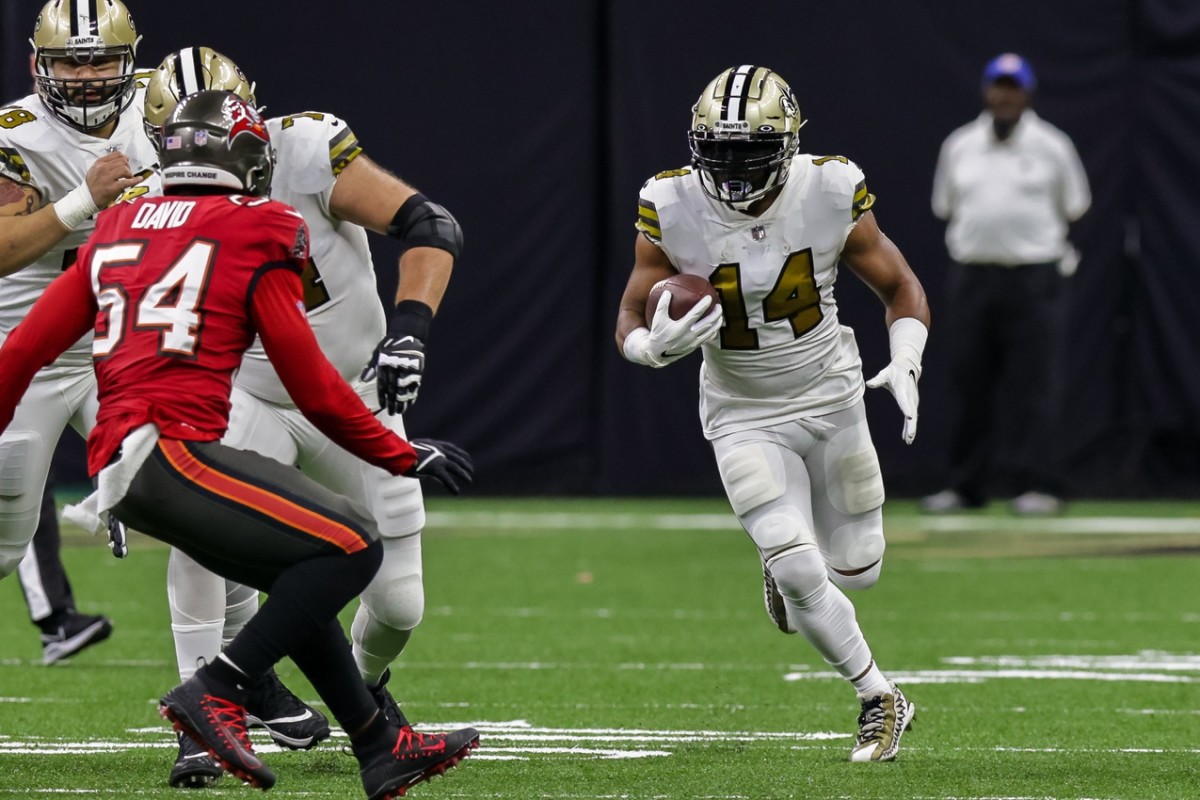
982, 53, 1036, 91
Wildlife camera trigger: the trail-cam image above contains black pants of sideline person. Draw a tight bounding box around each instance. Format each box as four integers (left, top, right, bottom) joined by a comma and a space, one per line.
942, 260, 1064, 505
17, 472, 78, 626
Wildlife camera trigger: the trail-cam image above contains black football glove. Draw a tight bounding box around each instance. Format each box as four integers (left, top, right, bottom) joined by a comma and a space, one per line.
107, 512, 128, 559
404, 439, 474, 495
362, 300, 433, 415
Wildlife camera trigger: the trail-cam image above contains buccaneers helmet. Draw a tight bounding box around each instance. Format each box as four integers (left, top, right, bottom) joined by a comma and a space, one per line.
688, 65, 804, 206
31, 0, 141, 131
144, 47, 256, 143
160, 91, 274, 196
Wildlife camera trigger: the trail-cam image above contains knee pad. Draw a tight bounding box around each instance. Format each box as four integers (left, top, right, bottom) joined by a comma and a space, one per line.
717, 442, 783, 516
374, 474, 425, 537
0, 432, 45, 579
0, 432, 39, 500
824, 424, 884, 515
828, 558, 882, 591
764, 545, 828, 606
748, 506, 815, 553
359, 536, 425, 631
826, 518, 885, 590
0, 541, 27, 580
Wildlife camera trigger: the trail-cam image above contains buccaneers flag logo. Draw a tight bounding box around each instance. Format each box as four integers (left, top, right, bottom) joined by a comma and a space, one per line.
228, 99, 269, 144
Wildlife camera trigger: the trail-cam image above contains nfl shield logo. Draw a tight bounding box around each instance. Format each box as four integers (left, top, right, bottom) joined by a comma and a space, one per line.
194, 130, 208, 146
751, 225, 766, 241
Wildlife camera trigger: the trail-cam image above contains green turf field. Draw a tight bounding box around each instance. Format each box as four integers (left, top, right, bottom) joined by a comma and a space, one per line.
2, 497, 1199, 799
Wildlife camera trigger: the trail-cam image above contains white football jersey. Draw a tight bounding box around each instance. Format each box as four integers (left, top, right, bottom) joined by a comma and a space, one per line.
0, 77, 157, 377
237, 112, 384, 406
128, 111, 386, 407
636, 155, 876, 438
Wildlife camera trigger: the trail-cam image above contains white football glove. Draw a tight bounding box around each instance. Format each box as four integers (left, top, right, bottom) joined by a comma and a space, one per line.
866, 317, 928, 445
623, 290, 724, 368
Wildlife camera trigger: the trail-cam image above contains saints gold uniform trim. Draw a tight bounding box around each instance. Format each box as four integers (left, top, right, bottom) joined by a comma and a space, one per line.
852, 179, 876, 220
636, 198, 661, 241
329, 126, 362, 176
0, 147, 32, 184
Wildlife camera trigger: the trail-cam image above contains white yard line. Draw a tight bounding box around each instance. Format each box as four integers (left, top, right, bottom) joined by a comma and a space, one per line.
424, 510, 1200, 535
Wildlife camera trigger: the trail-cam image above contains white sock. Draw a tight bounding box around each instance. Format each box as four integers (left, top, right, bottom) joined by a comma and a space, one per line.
850, 660, 892, 699
171, 622, 222, 681
168, 548, 225, 680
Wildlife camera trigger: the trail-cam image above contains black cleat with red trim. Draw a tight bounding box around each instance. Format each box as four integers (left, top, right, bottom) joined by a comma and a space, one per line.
360, 725, 480, 799
159, 674, 276, 790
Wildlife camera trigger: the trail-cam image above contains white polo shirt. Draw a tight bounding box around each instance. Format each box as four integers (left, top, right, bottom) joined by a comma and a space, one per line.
932, 110, 1090, 265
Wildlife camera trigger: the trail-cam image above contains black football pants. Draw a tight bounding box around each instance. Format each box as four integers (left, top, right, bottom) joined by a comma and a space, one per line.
113, 437, 384, 730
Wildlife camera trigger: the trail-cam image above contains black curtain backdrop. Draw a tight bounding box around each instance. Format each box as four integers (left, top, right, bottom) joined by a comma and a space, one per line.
3, 0, 1198, 497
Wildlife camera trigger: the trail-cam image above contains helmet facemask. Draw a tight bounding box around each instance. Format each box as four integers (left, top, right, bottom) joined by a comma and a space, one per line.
688, 65, 804, 208
31, 0, 141, 132
689, 128, 797, 206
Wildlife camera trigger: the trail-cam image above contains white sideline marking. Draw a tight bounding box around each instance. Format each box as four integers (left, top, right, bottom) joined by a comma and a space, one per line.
424, 510, 1200, 535
425, 511, 740, 530
4, 721, 846, 763
785, 668, 1198, 684
786, 651, 1200, 685
920, 515, 1200, 534
944, 652, 1200, 671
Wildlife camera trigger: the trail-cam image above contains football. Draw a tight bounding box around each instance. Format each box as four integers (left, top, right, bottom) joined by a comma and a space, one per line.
646, 273, 720, 321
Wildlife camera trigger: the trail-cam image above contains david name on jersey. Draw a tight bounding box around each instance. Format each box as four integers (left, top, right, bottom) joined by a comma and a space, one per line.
131, 200, 196, 230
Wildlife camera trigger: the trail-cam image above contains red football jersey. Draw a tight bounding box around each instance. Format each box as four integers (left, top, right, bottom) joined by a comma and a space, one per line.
0, 192, 416, 477
83, 195, 308, 453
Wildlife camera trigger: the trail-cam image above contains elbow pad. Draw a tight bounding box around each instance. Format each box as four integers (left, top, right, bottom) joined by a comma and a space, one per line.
387, 193, 463, 259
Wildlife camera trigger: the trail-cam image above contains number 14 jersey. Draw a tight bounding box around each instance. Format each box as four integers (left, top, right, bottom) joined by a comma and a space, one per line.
636, 155, 876, 438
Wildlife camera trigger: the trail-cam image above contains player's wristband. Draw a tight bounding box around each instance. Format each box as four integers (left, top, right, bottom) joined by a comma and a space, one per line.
387, 299, 433, 341
53, 182, 100, 231
622, 327, 662, 368
887, 317, 928, 377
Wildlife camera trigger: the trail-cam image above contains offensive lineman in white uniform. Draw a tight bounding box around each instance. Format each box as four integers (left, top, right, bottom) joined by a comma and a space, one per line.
615, 66, 930, 762
0, 0, 150, 612
137, 48, 462, 787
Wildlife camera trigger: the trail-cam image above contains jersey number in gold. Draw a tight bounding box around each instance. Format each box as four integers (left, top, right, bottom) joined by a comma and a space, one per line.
0, 109, 36, 129
709, 249, 822, 350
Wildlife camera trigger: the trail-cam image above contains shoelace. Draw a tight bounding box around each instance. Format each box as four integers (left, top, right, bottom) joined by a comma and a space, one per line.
202, 693, 253, 749
392, 727, 447, 758
856, 696, 887, 744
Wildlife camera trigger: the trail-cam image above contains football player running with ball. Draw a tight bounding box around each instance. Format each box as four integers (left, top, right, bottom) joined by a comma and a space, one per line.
0, 90, 478, 799
135, 48, 466, 787
616, 65, 930, 762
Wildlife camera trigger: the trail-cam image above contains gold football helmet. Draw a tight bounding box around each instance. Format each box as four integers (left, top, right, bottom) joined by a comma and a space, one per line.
144, 47, 256, 143
31, 0, 141, 131
688, 65, 804, 205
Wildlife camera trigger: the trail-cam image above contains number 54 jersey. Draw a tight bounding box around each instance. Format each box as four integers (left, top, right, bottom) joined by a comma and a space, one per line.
635, 155, 876, 439
123, 111, 384, 407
